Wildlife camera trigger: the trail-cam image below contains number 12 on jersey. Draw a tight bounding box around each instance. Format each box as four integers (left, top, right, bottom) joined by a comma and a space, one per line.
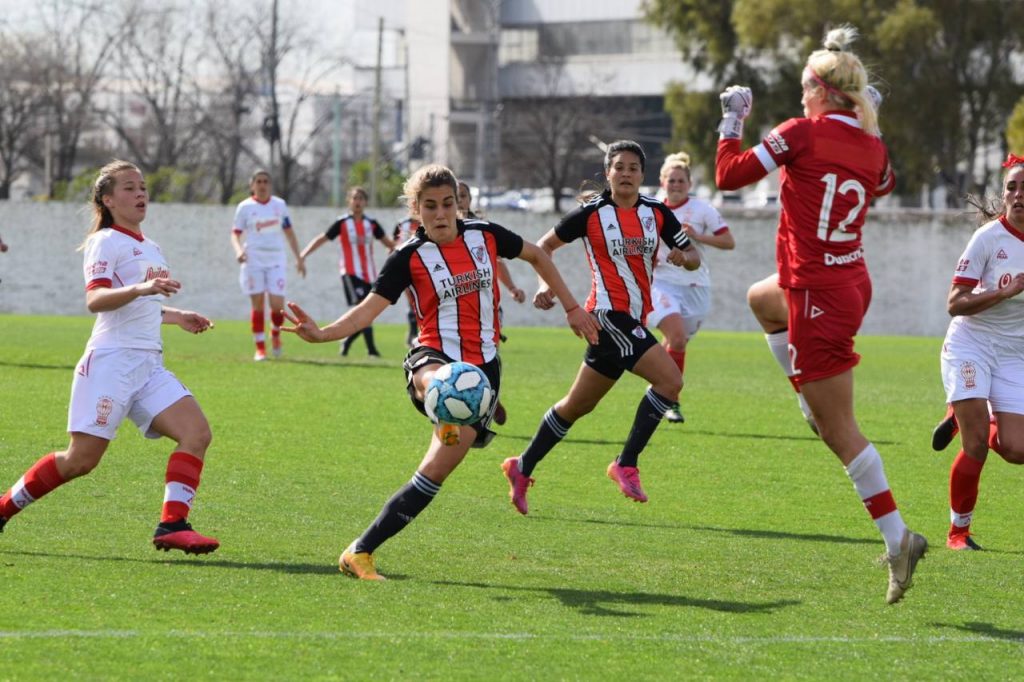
817, 173, 865, 242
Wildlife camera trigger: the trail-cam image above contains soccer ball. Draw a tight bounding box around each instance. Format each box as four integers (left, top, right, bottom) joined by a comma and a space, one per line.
424, 362, 493, 426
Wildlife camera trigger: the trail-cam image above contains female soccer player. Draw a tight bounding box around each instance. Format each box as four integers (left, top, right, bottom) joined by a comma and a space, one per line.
231, 170, 305, 361
282, 164, 598, 580
0, 160, 219, 554
500, 140, 700, 514
648, 152, 734, 423
937, 155, 1024, 551
715, 26, 926, 604
299, 186, 395, 357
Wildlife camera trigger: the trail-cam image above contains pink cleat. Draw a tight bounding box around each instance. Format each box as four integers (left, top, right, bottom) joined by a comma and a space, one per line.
153, 520, 220, 555
607, 461, 648, 503
501, 457, 534, 515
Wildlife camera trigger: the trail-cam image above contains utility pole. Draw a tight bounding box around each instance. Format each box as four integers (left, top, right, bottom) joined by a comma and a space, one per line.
370, 16, 383, 207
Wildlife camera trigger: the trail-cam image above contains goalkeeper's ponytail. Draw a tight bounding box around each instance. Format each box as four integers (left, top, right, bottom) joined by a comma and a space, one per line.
804, 25, 879, 137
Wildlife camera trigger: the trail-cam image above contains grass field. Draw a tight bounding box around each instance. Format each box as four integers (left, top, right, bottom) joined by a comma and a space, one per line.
1, 314, 1022, 680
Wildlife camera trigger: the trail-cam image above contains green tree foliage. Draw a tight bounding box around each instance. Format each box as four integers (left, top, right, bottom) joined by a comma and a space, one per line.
348, 159, 405, 208
1006, 97, 1024, 156
644, 0, 1024, 206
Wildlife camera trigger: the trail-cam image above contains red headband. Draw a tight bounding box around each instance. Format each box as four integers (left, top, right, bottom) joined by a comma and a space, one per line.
1002, 153, 1024, 168
802, 66, 853, 107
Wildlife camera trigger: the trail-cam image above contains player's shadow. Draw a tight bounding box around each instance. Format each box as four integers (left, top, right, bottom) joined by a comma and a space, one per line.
498, 433, 630, 447
0, 548, 337, 575
0, 360, 76, 371
536, 514, 878, 546
274, 357, 398, 370
933, 621, 1024, 642
434, 579, 800, 617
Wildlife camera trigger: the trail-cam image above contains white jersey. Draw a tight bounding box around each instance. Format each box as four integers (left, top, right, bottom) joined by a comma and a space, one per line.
946, 216, 1024, 340
651, 197, 728, 288
232, 195, 293, 267
82, 226, 168, 351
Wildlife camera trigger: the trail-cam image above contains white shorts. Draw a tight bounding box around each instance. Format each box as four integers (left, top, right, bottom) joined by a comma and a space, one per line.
239, 257, 286, 296
646, 282, 711, 338
941, 324, 1024, 414
68, 348, 192, 440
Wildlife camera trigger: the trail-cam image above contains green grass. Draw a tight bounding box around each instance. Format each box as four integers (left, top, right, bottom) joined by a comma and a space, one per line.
0, 314, 1022, 680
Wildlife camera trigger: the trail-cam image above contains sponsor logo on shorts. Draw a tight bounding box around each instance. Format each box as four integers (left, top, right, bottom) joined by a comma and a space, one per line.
810, 305, 825, 319
95, 396, 114, 426
824, 248, 864, 266
960, 361, 977, 390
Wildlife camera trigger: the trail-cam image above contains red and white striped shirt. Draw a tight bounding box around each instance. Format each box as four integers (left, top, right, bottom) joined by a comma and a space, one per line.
324, 214, 386, 281
373, 219, 524, 364
554, 190, 690, 324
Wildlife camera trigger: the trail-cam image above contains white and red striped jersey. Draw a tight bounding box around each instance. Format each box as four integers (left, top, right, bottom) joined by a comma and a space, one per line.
554, 190, 690, 324
373, 219, 524, 364
325, 213, 386, 281
716, 112, 895, 290
82, 225, 168, 351
653, 196, 728, 288
232, 195, 293, 268
948, 216, 1024, 339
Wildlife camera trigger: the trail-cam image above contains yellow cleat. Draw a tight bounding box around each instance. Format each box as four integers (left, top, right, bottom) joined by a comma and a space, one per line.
339, 543, 386, 581
437, 422, 461, 446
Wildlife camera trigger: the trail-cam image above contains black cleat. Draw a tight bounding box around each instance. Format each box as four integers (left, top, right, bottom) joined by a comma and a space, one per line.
0, 516, 7, 533
494, 400, 507, 426
932, 406, 959, 451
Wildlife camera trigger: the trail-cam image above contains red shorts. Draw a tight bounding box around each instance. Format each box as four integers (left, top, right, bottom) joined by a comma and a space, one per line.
785, 280, 871, 385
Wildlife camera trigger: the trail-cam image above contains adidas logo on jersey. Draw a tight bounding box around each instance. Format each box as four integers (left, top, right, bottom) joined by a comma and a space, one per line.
605, 223, 617, 231
433, 263, 445, 272
997, 248, 1008, 259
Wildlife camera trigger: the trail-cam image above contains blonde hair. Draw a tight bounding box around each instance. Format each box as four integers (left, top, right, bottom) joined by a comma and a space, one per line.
659, 152, 692, 183
402, 164, 458, 217
81, 160, 142, 248
803, 25, 879, 137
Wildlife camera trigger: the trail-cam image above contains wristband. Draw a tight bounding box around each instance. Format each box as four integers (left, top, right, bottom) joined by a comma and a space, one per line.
565, 305, 580, 314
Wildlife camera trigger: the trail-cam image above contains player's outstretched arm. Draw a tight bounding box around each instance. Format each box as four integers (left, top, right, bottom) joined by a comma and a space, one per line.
518, 240, 599, 344
282, 293, 390, 343
162, 307, 214, 333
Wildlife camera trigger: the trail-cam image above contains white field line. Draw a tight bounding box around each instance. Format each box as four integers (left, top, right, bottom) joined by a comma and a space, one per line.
0, 630, 1021, 644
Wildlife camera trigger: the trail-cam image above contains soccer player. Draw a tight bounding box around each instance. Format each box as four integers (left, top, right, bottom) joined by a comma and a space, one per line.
0, 160, 219, 554
648, 152, 735, 423
282, 164, 598, 580
230, 170, 306, 362
500, 140, 700, 514
715, 26, 927, 604
936, 154, 1024, 551
299, 186, 395, 357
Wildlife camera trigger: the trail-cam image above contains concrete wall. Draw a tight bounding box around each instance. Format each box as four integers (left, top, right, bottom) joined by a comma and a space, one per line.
0, 201, 968, 337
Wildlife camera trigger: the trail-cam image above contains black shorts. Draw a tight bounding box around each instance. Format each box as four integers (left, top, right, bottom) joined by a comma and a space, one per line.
402, 346, 502, 449
583, 310, 659, 380
342, 274, 372, 306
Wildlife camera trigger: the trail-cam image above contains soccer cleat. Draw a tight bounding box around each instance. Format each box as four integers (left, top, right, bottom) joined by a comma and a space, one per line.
606, 461, 648, 503
339, 543, 386, 580
664, 406, 685, 424
931, 406, 959, 451
884, 529, 928, 604
0, 515, 7, 533
494, 401, 507, 426
437, 422, 460, 446
501, 457, 534, 515
253, 349, 267, 362
153, 520, 220, 555
946, 530, 983, 551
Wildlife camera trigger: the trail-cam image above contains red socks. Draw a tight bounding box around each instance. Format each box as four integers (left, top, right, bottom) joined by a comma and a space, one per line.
949, 450, 985, 531
161, 452, 204, 523
0, 453, 65, 519
270, 309, 284, 344
668, 349, 686, 373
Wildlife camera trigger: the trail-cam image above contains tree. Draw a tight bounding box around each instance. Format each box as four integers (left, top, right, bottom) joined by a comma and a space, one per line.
644, 0, 1024, 205
0, 34, 47, 199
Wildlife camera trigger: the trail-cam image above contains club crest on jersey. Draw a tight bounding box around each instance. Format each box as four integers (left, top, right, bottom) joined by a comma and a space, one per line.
471, 246, 487, 263
960, 361, 977, 390
631, 326, 646, 339
642, 217, 655, 232
95, 396, 114, 426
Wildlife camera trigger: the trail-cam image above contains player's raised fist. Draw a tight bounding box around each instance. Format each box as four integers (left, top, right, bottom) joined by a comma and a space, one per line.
719, 86, 752, 119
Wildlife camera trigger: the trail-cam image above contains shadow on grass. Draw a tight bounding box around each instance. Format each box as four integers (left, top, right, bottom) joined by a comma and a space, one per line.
535, 515, 878, 546
0, 549, 337, 575
495, 430, 889, 446
434, 579, 800, 617
935, 621, 1024, 642
0, 361, 76, 371
273, 357, 399, 370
